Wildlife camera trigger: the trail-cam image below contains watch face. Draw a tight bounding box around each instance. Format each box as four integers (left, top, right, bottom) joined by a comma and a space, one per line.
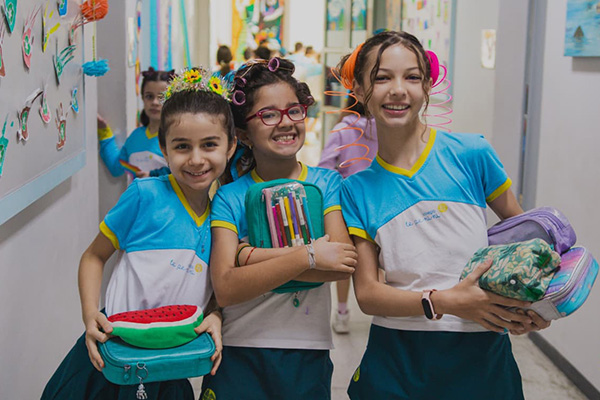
421, 298, 434, 320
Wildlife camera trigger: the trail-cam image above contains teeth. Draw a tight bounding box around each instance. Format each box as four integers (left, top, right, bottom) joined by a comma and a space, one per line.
274, 135, 295, 142
187, 170, 208, 176
383, 104, 409, 110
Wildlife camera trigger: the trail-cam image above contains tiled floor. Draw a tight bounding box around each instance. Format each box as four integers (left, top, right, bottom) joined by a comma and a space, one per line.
193, 286, 588, 399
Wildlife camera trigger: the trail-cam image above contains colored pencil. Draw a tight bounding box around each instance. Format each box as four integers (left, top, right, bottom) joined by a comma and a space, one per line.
272, 205, 284, 247
283, 197, 296, 245
276, 200, 290, 247
300, 193, 315, 241
288, 193, 302, 246
264, 190, 279, 247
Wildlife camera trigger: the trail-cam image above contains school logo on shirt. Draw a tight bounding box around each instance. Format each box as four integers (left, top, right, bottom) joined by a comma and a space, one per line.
195, 263, 203, 273
404, 208, 443, 228
169, 259, 204, 276
438, 203, 448, 213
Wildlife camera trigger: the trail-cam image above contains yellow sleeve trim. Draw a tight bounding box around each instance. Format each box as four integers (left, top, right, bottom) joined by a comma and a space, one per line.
99, 221, 120, 250
486, 178, 512, 203
211, 220, 239, 234
348, 227, 375, 243
324, 205, 342, 216
97, 126, 114, 141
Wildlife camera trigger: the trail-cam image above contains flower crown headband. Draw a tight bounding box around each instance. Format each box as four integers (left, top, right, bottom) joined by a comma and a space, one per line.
163, 67, 233, 102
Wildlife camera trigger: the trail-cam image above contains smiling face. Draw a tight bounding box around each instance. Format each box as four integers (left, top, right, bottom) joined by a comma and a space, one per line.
142, 80, 168, 125
240, 82, 306, 164
161, 112, 235, 200
355, 44, 430, 134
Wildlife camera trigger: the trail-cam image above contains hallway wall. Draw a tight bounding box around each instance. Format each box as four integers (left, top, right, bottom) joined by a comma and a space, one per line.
534, 0, 600, 390
0, 35, 98, 398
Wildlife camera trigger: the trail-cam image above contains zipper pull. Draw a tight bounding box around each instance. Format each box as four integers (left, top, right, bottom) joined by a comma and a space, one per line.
123, 364, 131, 382
135, 363, 149, 399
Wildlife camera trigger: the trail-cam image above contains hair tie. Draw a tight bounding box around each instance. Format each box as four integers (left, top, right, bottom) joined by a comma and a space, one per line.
425, 50, 441, 87
341, 43, 364, 90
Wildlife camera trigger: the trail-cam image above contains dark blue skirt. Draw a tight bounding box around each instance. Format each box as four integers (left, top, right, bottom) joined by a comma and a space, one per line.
41, 332, 194, 400
201, 346, 333, 400
348, 325, 524, 400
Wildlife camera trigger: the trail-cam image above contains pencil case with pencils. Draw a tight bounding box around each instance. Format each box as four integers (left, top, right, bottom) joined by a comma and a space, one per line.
245, 179, 325, 293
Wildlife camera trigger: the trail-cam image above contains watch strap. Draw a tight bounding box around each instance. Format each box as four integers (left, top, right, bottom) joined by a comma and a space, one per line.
421, 289, 443, 320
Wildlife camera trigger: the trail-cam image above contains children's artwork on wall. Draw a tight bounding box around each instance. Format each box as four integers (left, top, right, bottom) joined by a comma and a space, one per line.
16, 88, 43, 142
401, 0, 456, 94
53, 41, 75, 83
564, 0, 600, 57
0, 116, 11, 177
55, 103, 67, 150
231, 0, 285, 61
327, 0, 346, 31
42, 1, 60, 52
39, 81, 51, 124
135, 0, 141, 95
351, 0, 366, 31
22, 5, 41, 69
0, 18, 5, 76
70, 86, 79, 113
69, 0, 109, 45
481, 29, 496, 69
57, 0, 67, 17
1, 0, 17, 33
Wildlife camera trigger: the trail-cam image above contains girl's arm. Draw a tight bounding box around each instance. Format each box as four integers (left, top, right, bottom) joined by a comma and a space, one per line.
236, 210, 357, 282
351, 236, 534, 334
210, 227, 356, 307
78, 233, 116, 371
488, 189, 523, 220
97, 115, 126, 177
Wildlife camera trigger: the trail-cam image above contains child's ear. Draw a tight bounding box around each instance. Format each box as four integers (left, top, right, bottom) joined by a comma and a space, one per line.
353, 80, 365, 103
236, 127, 253, 149
160, 145, 168, 161
226, 138, 238, 161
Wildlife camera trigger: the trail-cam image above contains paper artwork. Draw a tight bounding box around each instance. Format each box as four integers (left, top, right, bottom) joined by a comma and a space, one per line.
53, 40, 76, 83
17, 88, 43, 142
57, 0, 67, 17
481, 29, 496, 69
22, 5, 41, 69
55, 103, 67, 150
1, 0, 17, 33
70, 86, 79, 113
42, 1, 60, 52
0, 115, 11, 177
39, 81, 52, 124
0, 18, 5, 76
564, 0, 600, 57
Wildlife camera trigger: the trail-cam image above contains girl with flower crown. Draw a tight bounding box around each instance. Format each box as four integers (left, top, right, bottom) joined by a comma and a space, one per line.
42, 68, 237, 400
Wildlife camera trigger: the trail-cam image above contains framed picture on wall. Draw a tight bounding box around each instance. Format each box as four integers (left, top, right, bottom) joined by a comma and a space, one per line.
564, 0, 600, 57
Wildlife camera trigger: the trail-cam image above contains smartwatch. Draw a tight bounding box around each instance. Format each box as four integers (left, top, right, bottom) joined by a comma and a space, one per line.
421, 289, 443, 320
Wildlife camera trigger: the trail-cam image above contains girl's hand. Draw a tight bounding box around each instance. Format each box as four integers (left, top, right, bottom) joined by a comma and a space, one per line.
97, 114, 108, 130
194, 312, 223, 375
312, 235, 357, 274
83, 311, 113, 371
437, 259, 534, 333
509, 309, 551, 335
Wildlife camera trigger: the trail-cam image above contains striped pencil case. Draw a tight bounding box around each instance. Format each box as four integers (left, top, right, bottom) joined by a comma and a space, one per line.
245, 179, 324, 293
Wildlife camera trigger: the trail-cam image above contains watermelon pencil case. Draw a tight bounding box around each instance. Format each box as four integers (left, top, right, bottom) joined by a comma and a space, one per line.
98, 332, 215, 387
108, 305, 203, 349
518, 247, 598, 320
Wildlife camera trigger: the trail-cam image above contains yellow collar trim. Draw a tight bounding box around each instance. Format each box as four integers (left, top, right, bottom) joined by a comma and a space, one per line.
145, 127, 158, 139
376, 129, 437, 178
168, 175, 210, 227
250, 162, 308, 183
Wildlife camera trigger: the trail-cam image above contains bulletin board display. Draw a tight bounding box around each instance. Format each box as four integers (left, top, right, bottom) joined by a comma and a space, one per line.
0, 1, 87, 225
400, 0, 456, 91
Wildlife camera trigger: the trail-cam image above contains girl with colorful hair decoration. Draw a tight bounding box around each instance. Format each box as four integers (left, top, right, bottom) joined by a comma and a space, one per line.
337, 30, 550, 399
201, 57, 357, 399
42, 68, 236, 400
97, 67, 173, 181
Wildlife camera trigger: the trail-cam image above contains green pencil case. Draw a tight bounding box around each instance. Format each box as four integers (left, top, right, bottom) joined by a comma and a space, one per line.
245, 178, 324, 293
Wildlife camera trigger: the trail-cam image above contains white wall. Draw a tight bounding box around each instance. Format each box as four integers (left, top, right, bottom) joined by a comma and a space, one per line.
0, 37, 98, 400
284, 0, 326, 53
534, 0, 600, 389
449, 0, 500, 139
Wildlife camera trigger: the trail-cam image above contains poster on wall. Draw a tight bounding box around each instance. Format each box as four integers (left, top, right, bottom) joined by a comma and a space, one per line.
386, 0, 402, 32
231, 0, 284, 61
564, 0, 600, 57
327, 0, 346, 31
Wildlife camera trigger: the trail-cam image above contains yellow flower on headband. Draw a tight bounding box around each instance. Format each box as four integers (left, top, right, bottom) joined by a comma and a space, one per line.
184, 70, 201, 83
209, 76, 223, 95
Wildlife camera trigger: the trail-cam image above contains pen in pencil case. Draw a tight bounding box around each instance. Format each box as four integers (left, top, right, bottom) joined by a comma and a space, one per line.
300, 193, 315, 242
277, 198, 291, 247
263, 190, 280, 248
272, 205, 284, 247
294, 192, 309, 244
283, 196, 297, 246
288, 192, 303, 246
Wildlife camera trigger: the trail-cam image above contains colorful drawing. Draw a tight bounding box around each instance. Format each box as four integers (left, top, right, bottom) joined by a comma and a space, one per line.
231, 0, 284, 60
55, 103, 67, 150
1, 0, 17, 33
564, 0, 600, 57
39, 81, 52, 124
327, 0, 345, 31
42, 1, 60, 52
135, 0, 142, 95
17, 88, 43, 142
69, 0, 108, 45
70, 86, 79, 113
351, 0, 366, 31
53, 40, 76, 83
0, 17, 5, 76
57, 0, 67, 17
0, 116, 11, 177
22, 5, 41, 69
